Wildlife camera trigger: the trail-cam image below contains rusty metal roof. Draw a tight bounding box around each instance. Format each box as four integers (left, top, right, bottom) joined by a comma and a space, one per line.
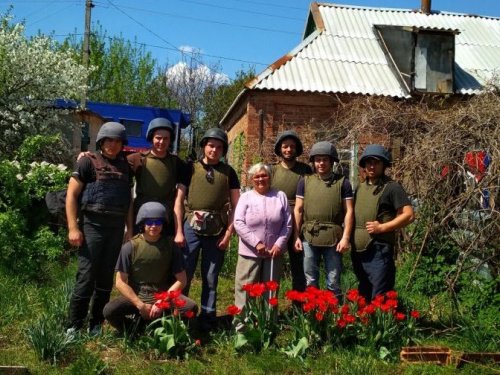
248, 3, 500, 97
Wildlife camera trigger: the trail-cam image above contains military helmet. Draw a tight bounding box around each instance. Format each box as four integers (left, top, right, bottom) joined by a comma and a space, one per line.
200, 127, 228, 154
146, 117, 175, 142
96, 122, 128, 147
136, 202, 168, 225
359, 144, 392, 168
274, 130, 303, 157
309, 141, 339, 162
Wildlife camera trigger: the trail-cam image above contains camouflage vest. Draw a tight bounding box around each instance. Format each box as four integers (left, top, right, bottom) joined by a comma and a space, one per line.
271, 162, 311, 207
302, 174, 345, 247
353, 179, 397, 252
186, 161, 230, 236
129, 235, 173, 303
133, 151, 177, 215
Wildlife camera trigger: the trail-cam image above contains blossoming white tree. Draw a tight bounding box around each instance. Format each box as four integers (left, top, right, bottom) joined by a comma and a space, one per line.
0, 16, 88, 158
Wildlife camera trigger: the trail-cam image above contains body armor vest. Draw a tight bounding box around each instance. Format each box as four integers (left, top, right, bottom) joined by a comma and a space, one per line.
353, 179, 397, 252
133, 151, 177, 214
186, 161, 230, 235
302, 174, 345, 247
129, 235, 173, 303
271, 162, 310, 207
81, 153, 130, 217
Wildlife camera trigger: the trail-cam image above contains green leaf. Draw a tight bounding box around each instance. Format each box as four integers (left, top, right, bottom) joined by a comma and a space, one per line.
378, 346, 390, 360
234, 333, 248, 348
284, 337, 309, 358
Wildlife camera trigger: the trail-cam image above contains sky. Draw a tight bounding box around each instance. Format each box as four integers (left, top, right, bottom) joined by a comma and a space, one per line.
4, 0, 500, 81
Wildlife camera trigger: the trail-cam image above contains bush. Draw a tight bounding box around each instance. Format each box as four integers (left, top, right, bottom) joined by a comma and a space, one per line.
0, 136, 70, 280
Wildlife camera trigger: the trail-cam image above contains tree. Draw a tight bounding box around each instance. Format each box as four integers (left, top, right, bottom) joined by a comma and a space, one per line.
201, 68, 255, 130
61, 22, 172, 107
0, 15, 88, 159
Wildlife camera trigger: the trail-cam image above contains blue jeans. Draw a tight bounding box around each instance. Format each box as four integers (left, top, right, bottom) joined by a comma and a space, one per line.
182, 221, 225, 318
302, 241, 343, 299
351, 240, 396, 303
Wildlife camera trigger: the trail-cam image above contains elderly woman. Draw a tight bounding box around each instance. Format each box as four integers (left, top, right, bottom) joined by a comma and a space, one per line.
233, 162, 292, 308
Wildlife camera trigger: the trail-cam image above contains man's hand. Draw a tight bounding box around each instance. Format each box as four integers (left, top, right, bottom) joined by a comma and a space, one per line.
68, 228, 83, 247
174, 233, 186, 248
336, 238, 350, 253
150, 303, 163, 319
138, 302, 153, 320
217, 234, 231, 250
366, 221, 384, 234
294, 238, 303, 252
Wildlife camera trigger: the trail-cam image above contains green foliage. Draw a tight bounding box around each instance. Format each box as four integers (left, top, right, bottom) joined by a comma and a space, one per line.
0, 136, 70, 280
62, 22, 167, 107
64, 348, 109, 375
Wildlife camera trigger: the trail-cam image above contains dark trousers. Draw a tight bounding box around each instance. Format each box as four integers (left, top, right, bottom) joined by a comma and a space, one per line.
287, 236, 306, 292
182, 221, 225, 320
68, 222, 124, 330
351, 241, 396, 303
103, 295, 198, 333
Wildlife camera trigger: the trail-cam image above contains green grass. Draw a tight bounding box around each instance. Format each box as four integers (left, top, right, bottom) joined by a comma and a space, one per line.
0, 251, 499, 374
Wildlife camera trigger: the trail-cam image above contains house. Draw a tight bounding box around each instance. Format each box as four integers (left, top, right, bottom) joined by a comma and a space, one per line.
220, 0, 500, 185
57, 100, 191, 155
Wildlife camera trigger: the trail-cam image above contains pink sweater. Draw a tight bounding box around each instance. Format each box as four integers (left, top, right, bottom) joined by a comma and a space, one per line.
234, 189, 292, 258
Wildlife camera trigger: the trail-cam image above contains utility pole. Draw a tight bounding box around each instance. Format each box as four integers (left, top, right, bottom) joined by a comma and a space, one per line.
81, 0, 94, 108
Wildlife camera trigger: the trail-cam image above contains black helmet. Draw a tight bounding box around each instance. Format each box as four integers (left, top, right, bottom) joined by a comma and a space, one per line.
359, 144, 392, 168
136, 202, 168, 225
146, 117, 175, 142
96, 122, 128, 147
309, 141, 339, 162
200, 127, 228, 154
274, 130, 303, 157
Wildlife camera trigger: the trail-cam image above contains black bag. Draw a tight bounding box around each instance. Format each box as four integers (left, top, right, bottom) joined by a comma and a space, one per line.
45, 190, 68, 216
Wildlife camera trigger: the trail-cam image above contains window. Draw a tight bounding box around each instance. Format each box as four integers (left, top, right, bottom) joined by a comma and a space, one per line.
120, 119, 143, 138
375, 25, 457, 94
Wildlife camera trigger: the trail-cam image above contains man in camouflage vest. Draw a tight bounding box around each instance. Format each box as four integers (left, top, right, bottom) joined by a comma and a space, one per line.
176, 128, 240, 332
270, 131, 312, 294
352, 144, 414, 302
294, 142, 353, 299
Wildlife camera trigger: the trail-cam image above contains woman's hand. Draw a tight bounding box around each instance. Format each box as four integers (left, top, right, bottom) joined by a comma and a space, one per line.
267, 245, 281, 258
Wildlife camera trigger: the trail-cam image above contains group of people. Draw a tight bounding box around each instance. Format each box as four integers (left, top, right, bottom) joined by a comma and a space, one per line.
65, 119, 414, 336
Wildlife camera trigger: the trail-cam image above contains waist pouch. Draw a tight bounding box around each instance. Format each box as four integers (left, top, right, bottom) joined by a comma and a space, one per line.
187, 210, 226, 236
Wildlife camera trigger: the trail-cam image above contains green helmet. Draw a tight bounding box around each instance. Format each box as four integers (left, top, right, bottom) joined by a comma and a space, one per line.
146, 117, 175, 142
96, 122, 128, 147
136, 202, 168, 225
274, 130, 303, 157
359, 144, 392, 168
309, 141, 339, 162
200, 127, 228, 154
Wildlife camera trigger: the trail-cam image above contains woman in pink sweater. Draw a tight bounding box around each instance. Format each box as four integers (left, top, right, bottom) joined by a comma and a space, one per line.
233, 162, 292, 308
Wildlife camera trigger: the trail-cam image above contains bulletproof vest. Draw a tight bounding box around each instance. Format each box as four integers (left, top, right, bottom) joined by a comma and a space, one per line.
133, 151, 177, 213
271, 162, 311, 207
302, 174, 345, 247
129, 235, 173, 303
353, 179, 397, 252
187, 161, 229, 212
81, 152, 130, 217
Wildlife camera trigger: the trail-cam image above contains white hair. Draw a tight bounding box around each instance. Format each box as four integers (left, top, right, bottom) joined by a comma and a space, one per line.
247, 162, 272, 183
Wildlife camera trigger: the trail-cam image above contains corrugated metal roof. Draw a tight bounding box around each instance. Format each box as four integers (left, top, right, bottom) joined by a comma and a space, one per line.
249, 3, 500, 98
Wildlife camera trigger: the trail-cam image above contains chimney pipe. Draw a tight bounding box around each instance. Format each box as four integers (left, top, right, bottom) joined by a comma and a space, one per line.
421, 0, 431, 14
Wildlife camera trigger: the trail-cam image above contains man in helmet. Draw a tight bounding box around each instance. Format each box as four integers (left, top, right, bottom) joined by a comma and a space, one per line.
270, 131, 312, 295
176, 127, 240, 332
293, 141, 354, 299
66, 122, 134, 335
351, 144, 414, 302
127, 117, 187, 236
103, 202, 197, 335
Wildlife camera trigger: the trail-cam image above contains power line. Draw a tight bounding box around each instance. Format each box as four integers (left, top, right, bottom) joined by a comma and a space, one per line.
233, 0, 305, 12
177, 0, 303, 21
98, 3, 301, 36
53, 32, 269, 67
